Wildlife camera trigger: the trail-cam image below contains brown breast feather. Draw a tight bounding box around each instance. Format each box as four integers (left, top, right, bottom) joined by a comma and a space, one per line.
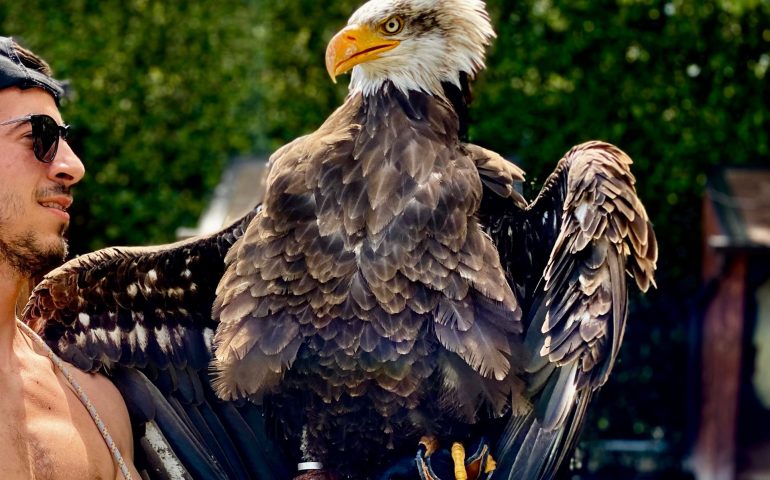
211, 86, 522, 425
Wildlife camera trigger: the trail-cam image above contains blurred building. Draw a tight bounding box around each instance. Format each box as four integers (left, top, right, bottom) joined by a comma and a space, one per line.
693, 167, 770, 480
176, 157, 268, 239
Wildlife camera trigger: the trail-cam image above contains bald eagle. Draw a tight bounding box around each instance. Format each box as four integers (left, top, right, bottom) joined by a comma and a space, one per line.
24, 0, 657, 479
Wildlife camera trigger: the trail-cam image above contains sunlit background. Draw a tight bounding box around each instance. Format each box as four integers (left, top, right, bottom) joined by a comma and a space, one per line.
2, 0, 769, 478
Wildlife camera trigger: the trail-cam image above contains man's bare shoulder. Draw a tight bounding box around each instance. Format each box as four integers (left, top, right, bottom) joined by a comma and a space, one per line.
68, 366, 142, 478
68, 366, 134, 455
0, 326, 141, 479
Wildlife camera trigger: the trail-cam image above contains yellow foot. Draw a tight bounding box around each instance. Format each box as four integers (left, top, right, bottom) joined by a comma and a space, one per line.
451, 441, 496, 480
451, 443, 468, 480
415, 438, 495, 480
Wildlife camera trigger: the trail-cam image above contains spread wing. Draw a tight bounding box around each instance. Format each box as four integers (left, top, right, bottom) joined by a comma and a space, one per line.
478, 141, 658, 479
22, 205, 291, 480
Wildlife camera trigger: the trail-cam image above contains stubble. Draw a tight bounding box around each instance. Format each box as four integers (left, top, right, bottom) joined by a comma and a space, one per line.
0, 191, 68, 278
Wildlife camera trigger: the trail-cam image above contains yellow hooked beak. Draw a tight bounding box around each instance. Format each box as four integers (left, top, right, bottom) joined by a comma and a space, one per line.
325, 24, 400, 83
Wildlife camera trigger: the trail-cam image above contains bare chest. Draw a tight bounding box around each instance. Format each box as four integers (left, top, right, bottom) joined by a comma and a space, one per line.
0, 370, 116, 480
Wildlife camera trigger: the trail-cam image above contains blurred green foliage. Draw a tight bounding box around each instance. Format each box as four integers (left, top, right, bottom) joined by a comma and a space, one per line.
0, 1, 269, 248
2, 0, 769, 468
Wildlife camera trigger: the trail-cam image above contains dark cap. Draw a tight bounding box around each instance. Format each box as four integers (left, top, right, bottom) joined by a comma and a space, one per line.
0, 36, 65, 104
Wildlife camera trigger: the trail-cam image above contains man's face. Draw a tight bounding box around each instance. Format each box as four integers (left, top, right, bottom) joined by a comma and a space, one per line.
0, 87, 85, 278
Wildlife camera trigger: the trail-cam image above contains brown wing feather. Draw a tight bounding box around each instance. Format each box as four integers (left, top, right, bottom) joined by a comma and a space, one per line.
536, 141, 657, 389
482, 141, 656, 394
23, 208, 257, 372
481, 141, 657, 480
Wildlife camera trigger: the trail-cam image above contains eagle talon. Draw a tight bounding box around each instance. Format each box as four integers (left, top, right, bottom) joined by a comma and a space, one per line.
419, 435, 440, 457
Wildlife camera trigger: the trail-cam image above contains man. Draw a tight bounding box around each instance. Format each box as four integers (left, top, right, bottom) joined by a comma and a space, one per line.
0, 36, 140, 479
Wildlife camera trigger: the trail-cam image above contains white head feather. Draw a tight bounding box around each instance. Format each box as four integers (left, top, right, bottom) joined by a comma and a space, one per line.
345, 0, 496, 97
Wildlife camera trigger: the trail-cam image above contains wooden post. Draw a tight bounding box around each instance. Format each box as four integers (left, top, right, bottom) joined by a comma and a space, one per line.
692, 196, 747, 480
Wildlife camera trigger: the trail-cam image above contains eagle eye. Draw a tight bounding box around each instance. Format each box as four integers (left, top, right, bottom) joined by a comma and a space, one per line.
380, 16, 404, 35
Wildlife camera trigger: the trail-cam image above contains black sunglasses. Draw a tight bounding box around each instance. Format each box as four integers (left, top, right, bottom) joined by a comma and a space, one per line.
0, 114, 70, 163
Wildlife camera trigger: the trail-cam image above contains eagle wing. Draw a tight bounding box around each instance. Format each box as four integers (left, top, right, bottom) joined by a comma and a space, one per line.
22, 139, 656, 479
23, 206, 291, 480
477, 141, 657, 479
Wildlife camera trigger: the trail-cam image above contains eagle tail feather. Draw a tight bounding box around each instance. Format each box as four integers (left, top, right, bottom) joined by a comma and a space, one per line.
494, 373, 592, 480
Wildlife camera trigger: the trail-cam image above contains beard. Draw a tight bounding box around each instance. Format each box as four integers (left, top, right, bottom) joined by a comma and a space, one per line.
0, 228, 68, 279
0, 186, 71, 279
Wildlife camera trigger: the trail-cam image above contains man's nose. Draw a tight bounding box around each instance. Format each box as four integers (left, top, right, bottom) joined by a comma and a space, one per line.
47, 140, 85, 187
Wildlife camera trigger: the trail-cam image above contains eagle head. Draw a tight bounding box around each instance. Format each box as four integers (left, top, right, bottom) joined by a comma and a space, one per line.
325, 0, 495, 98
